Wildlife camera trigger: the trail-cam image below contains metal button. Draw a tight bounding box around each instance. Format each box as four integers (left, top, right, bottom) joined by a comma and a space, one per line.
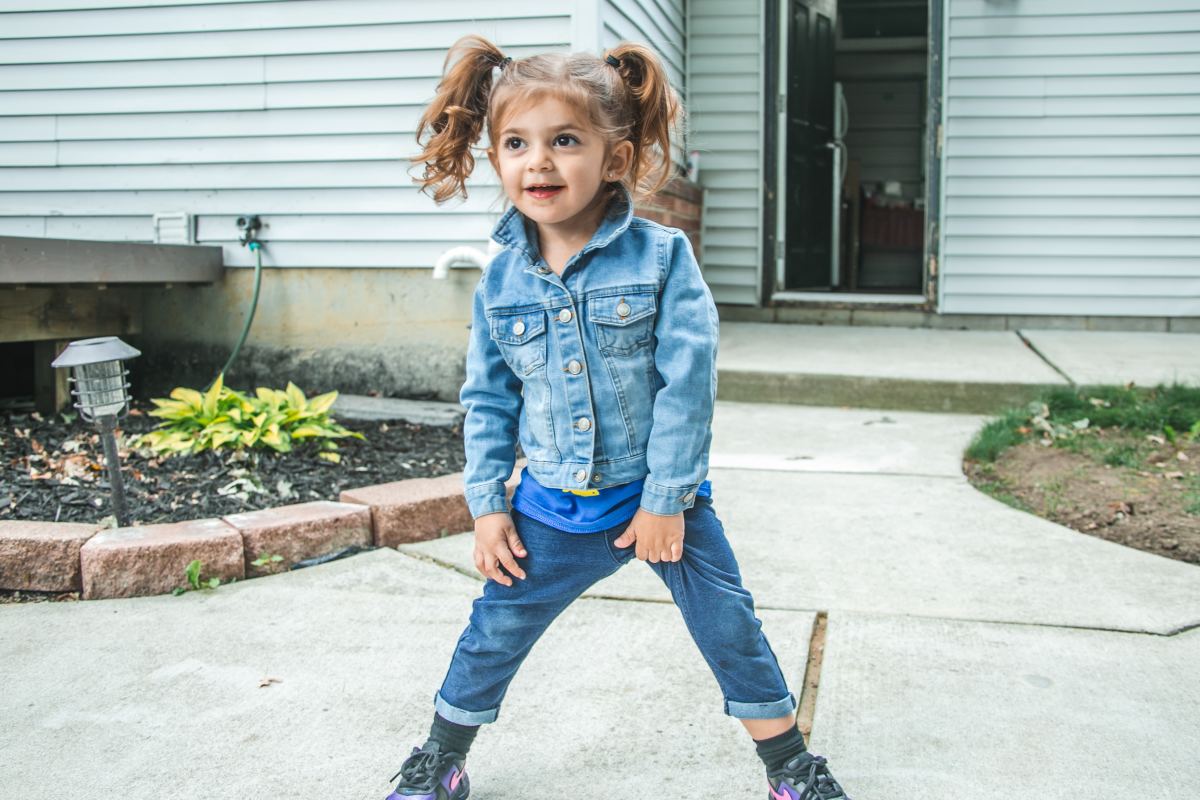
567, 359, 582, 375
512, 320, 525, 336
575, 417, 591, 431
558, 308, 573, 323
574, 469, 588, 483
616, 301, 631, 318
592, 473, 602, 483
682, 491, 696, 503
536, 266, 551, 274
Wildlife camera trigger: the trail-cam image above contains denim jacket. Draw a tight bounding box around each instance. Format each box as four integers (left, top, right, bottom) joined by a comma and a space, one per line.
459, 184, 719, 520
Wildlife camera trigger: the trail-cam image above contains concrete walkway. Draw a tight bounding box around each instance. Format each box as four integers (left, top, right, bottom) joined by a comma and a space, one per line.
3, 398, 1198, 799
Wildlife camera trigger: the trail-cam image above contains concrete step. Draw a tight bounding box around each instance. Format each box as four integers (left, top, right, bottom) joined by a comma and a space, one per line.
716, 322, 1200, 414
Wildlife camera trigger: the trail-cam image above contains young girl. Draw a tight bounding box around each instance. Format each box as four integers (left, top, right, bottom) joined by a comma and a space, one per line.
389, 34, 851, 800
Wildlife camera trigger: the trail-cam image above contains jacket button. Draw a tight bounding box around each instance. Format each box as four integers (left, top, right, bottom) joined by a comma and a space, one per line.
558, 308, 573, 323
575, 417, 591, 431
682, 492, 696, 503
574, 469, 588, 483
512, 320, 525, 336
567, 360, 582, 374
592, 473, 602, 483
536, 266, 551, 274
616, 301, 631, 318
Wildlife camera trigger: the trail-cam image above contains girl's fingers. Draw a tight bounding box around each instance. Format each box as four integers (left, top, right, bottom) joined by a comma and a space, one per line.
485, 556, 511, 587
497, 549, 526, 581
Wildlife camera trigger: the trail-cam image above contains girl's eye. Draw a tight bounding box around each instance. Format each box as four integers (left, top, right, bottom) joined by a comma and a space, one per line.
554, 134, 579, 147
504, 137, 524, 150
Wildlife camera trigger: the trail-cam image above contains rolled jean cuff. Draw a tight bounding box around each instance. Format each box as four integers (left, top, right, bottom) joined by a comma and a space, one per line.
725, 691, 798, 720
435, 691, 499, 725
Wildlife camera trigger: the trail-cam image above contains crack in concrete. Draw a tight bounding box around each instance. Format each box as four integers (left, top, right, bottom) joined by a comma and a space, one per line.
1015, 329, 1077, 387
796, 611, 828, 739
395, 551, 1199, 638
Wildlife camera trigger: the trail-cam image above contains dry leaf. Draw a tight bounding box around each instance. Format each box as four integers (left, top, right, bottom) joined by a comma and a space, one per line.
258, 676, 283, 688
1163, 471, 1185, 480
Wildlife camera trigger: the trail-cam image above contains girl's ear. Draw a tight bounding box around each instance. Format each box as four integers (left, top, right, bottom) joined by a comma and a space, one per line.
607, 140, 634, 181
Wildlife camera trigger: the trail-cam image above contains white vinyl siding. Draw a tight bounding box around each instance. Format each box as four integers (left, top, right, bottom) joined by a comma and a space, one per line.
940, 0, 1200, 317
600, 0, 685, 88
0, 1, 571, 268
687, 0, 762, 306
596, 0, 687, 171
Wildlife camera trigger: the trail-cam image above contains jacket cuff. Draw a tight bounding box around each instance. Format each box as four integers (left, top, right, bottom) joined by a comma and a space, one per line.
639, 479, 700, 516
464, 482, 510, 519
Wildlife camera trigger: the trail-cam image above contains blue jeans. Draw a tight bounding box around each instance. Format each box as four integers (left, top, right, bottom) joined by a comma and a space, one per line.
434, 495, 797, 724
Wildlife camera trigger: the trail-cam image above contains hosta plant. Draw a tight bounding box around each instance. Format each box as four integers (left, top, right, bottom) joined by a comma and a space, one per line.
130, 373, 364, 462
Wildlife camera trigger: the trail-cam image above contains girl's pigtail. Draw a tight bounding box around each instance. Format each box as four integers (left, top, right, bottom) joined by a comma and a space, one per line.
412, 35, 508, 204
606, 43, 683, 198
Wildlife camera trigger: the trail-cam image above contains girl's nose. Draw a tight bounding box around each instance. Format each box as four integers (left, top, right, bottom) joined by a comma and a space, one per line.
527, 144, 552, 171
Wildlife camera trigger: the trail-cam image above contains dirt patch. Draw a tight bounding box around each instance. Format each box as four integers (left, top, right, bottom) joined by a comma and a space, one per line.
966, 431, 1200, 566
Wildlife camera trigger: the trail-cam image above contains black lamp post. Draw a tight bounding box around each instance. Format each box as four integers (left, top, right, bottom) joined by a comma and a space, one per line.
50, 336, 141, 527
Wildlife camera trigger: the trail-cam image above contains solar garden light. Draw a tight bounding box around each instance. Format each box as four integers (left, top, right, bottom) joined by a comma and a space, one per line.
50, 336, 142, 528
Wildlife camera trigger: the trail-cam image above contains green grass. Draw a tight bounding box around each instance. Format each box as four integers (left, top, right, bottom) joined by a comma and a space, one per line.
965, 408, 1029, 463
966, 382, 1200, 464
1042, 383, 1200, 433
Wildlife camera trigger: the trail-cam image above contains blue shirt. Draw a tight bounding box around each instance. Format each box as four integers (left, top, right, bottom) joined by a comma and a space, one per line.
511, 465, 713, 533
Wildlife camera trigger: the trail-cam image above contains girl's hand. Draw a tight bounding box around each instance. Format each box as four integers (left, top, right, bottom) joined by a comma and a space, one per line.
612, 508, 684, 563
473, 512, 528, 586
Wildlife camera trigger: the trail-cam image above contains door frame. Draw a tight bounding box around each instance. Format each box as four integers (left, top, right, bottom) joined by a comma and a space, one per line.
761, 0, 944, 308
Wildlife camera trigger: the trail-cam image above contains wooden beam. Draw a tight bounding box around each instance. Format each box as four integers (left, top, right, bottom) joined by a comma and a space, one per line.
0, 286, 142, 344
33, 339, 71, 417
0, 235, 223, 285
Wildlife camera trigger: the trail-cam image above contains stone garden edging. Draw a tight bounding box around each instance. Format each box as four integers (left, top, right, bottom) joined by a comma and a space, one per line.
0, 463, 524, 600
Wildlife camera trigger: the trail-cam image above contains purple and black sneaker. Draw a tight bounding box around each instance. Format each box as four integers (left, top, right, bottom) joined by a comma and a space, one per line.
385, 740, 469, 800
767, 752, 849, 800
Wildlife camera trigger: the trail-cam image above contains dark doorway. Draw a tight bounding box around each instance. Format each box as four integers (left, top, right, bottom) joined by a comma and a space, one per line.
776, 0, 932, 296
784, 0, 837, 290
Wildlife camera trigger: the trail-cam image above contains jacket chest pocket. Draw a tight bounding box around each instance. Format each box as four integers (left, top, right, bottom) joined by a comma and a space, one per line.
489, 310, 547, 375
589, 292, 657, 357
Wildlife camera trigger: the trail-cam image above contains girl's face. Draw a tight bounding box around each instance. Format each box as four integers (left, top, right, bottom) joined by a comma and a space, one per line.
489, 96, 632, 241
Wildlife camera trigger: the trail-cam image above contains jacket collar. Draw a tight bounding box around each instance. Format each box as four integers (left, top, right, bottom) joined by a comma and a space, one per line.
489, 183, 635, 266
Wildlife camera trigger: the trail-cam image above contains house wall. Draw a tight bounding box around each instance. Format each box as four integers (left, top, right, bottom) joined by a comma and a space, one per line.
940, 0, 1200, 317
687, 0, 763, 306
0, 0, 572, 400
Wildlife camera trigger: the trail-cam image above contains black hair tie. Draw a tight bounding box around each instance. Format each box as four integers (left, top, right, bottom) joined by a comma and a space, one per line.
499, 56, 513, 69
605, 54, 621, 68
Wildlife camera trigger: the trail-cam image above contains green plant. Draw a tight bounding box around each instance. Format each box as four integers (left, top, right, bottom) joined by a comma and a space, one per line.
132, 373, 364, 461
965, 408, 1030, 463
250, 553, 285, 568
965, 384, 1200, 465
172, 558, 221, 595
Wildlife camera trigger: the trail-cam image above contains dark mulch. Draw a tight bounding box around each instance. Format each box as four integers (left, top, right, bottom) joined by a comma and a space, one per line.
1, 396, 467, 528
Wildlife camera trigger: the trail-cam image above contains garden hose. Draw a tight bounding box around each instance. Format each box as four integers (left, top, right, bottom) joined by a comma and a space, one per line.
204, 227, 264, 394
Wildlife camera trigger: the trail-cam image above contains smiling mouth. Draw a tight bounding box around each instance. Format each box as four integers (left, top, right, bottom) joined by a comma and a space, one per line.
525, 185, 563, 196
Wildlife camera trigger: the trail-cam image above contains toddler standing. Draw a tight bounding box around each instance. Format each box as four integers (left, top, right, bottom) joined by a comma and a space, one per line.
389, 34, 851, 800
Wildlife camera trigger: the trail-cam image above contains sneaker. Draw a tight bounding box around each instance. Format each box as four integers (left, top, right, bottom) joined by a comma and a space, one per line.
767, 752, 850, 800
385, 740, 470, 800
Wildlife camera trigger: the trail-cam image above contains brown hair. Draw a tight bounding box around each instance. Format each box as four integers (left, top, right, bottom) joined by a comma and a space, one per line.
412, 35, 683, 204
